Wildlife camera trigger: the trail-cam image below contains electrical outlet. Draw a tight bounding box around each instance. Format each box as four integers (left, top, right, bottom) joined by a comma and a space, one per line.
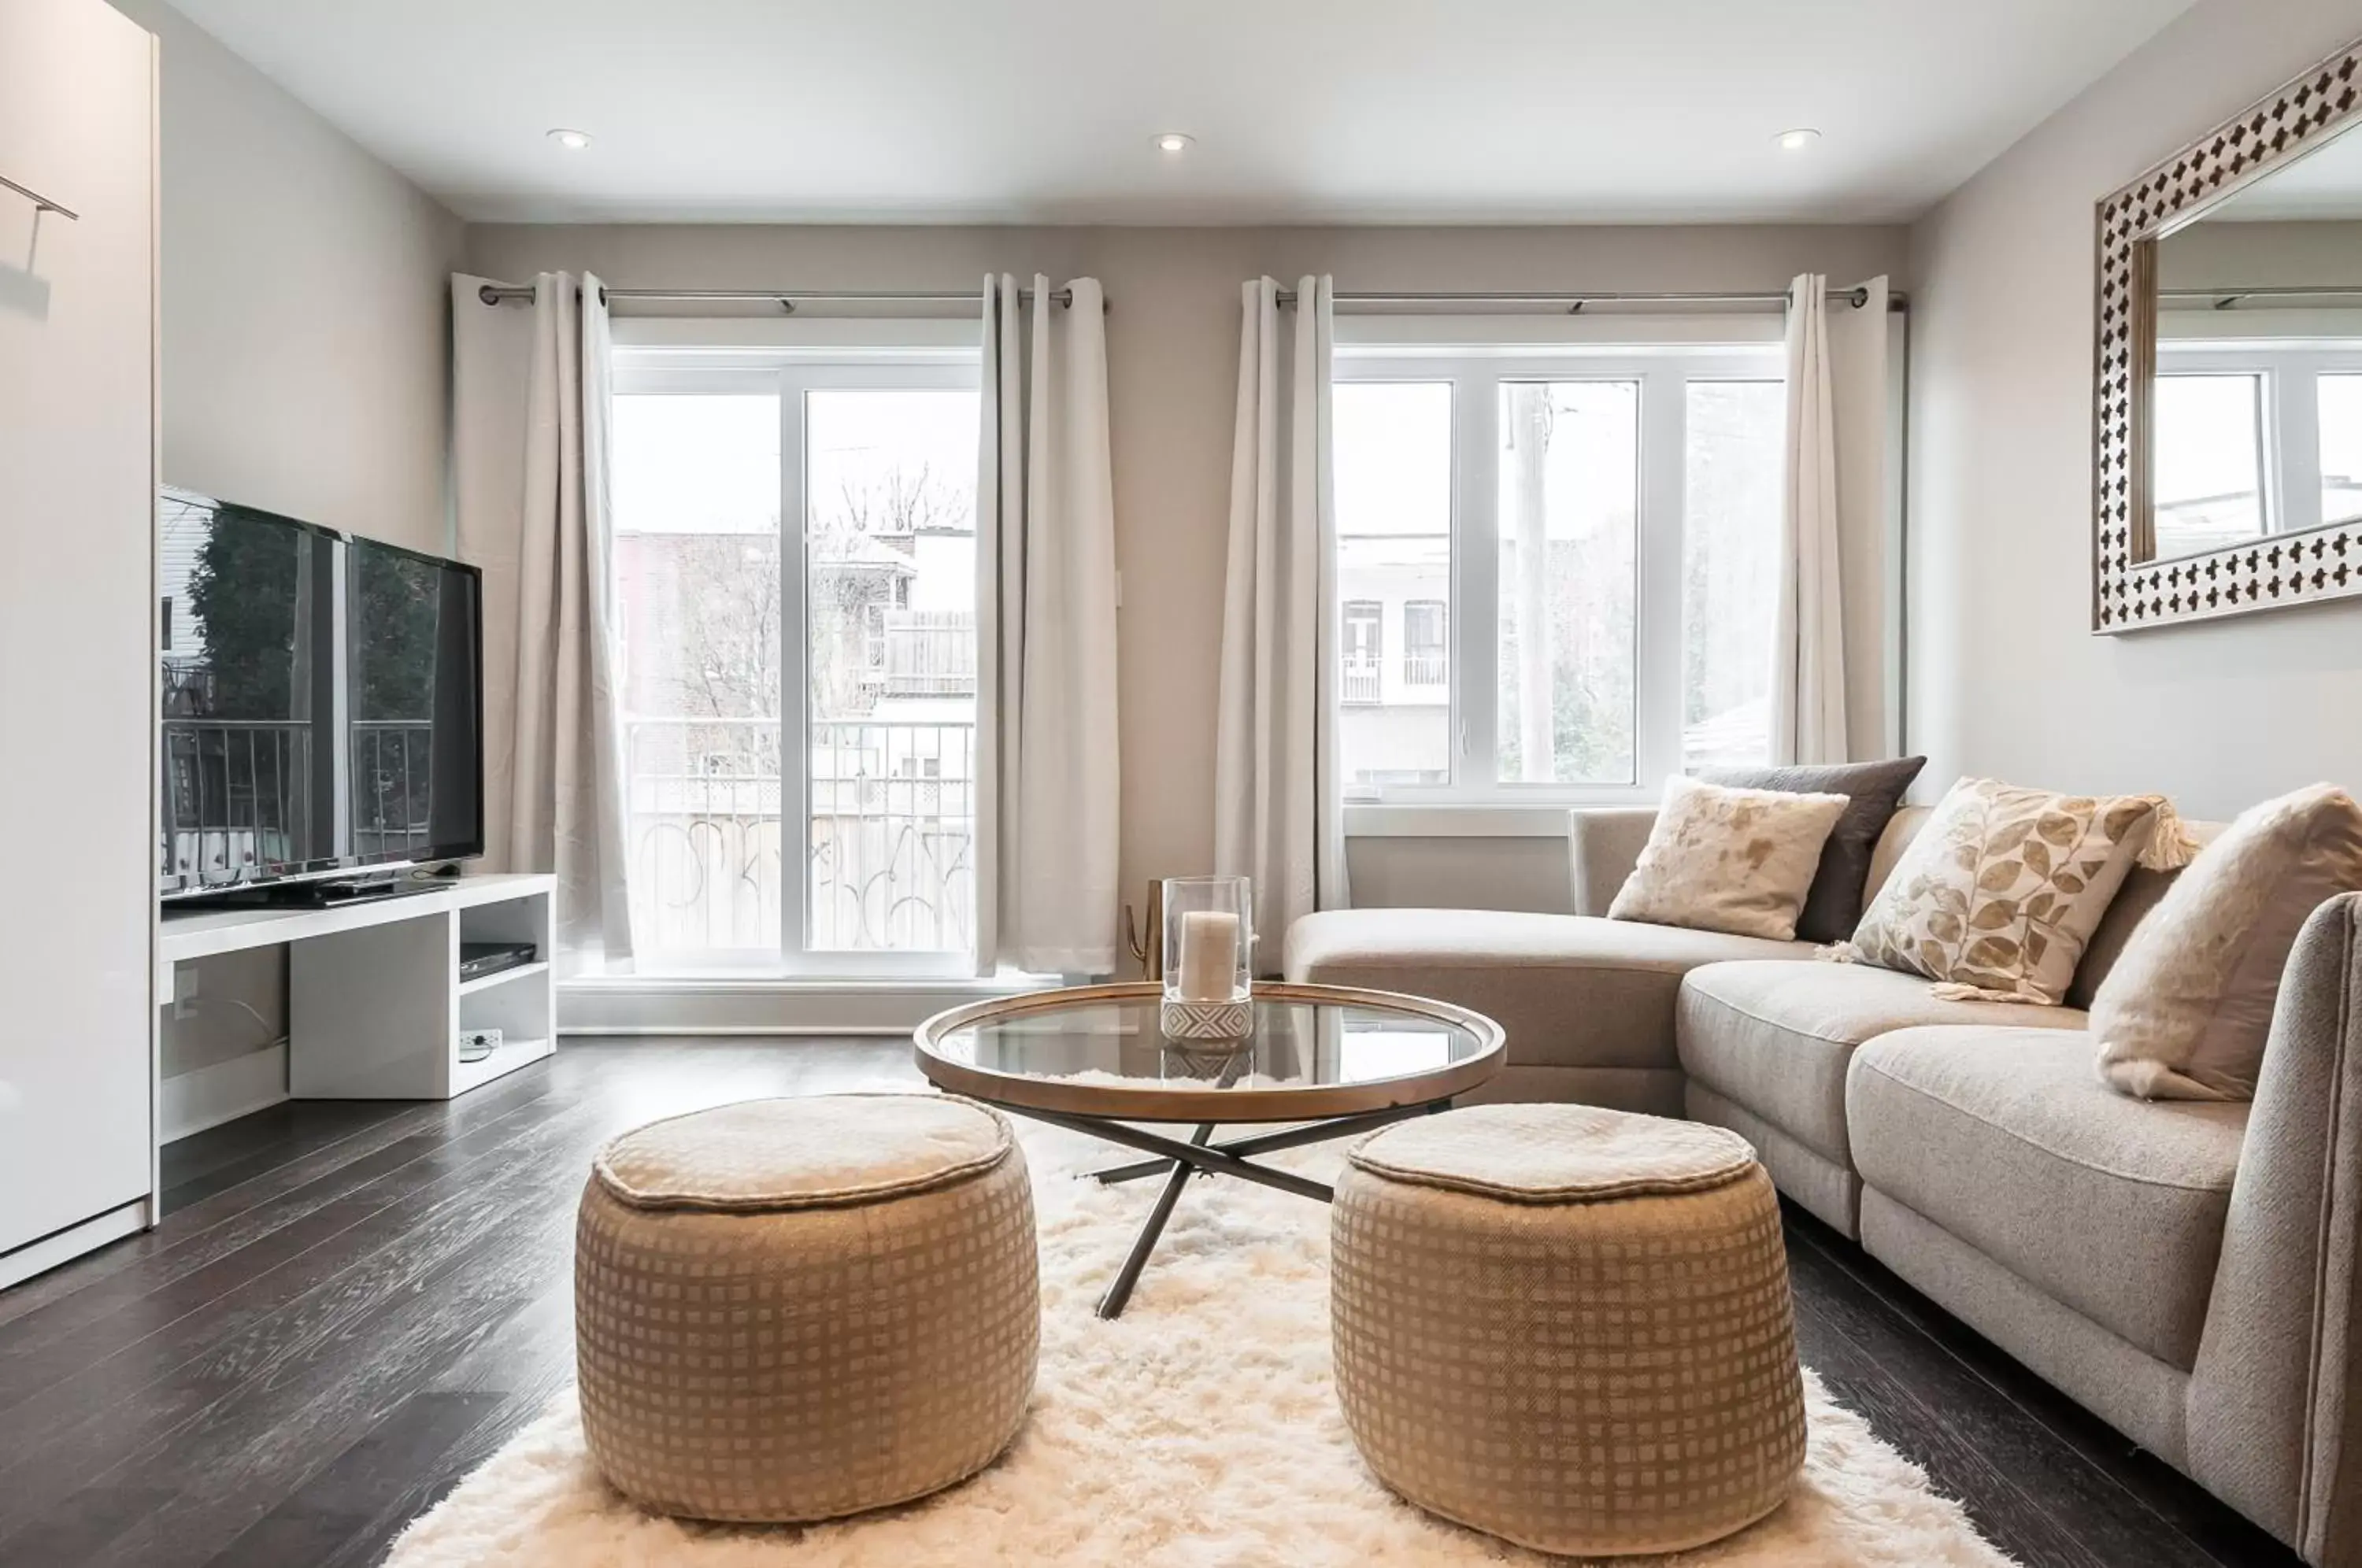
172, 962, 199, 1021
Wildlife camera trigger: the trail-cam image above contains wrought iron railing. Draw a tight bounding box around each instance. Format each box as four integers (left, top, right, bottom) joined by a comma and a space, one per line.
161, 719, 308, 884
623, 716, 976, 956
159, 716, 433, 882
1342, 656, 1383, 705
350, 720, 435, 860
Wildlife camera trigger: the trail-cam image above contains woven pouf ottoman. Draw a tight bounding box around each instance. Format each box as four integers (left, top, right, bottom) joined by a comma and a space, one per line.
1331, 1102, 1805, 1556
575, 1093, 1038, 1523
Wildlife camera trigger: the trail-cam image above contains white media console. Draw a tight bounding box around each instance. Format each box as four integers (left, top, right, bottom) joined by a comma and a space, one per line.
158, 874, 557, 1100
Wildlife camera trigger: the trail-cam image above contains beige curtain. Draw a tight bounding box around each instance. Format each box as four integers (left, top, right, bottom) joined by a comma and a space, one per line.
973, 275, 1122, 977
1213, 275, 1346, 969
450, 272, 635, 964
1773, 272, 1850, 766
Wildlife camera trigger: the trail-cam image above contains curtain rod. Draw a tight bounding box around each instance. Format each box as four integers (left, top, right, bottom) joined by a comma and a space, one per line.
2160, 285, 2362, 310
474, 283, 1079, 312
1272, 286, 1905, 313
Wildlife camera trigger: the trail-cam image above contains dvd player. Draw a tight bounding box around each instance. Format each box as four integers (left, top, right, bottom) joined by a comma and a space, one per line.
458, 941, 539, 982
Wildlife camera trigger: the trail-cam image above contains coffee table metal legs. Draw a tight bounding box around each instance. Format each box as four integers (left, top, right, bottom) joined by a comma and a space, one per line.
1087, 1103, 1438, 1186
1011, 1100, 1450, 1318
1094, 1122, 1214, 1318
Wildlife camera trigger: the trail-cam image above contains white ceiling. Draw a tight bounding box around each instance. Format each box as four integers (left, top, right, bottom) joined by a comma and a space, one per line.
164, 0, 2196, 226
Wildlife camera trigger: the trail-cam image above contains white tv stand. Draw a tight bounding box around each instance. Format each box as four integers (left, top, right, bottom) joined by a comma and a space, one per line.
158, 873, 557, 1100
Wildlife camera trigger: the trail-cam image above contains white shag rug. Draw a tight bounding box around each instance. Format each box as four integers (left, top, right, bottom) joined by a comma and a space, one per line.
385, 1126, 2015, 1568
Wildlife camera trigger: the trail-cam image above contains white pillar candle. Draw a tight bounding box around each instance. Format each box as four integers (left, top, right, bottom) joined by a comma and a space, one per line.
1176, 909, 1240, 1001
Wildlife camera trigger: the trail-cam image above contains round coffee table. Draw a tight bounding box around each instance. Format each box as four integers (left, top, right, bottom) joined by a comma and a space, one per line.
914, 981, 1505, 1317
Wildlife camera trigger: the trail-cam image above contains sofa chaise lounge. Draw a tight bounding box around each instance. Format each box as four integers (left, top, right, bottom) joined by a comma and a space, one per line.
1285, 804, 2362, 1567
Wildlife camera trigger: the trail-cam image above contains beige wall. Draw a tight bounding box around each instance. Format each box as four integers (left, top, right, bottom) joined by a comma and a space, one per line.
109, 0, 465, 1087
468, 222, 1906, 915
110, 0, 463, 553
1906, 0, 2362, 822
2158, 217, 2362, 291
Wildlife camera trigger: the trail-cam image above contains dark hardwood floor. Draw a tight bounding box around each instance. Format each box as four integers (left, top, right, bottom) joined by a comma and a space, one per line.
0, 1039, 2303, 1568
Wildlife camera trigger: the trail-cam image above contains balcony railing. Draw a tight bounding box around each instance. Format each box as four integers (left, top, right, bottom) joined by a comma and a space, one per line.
1342, 656, 1382, 705
624, 715, 975, 957
161, 719, 308, 883
351, 720, 436, 861
160, 716, 433, 882
1402, 651, 1447, 687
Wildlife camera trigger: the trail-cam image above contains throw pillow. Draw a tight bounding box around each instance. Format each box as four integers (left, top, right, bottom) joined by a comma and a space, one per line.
2093, 783, 2362, 1101
1608, 775, 1851, 941
1843, 776, 2197, 1004
1697, 756, 1928, 943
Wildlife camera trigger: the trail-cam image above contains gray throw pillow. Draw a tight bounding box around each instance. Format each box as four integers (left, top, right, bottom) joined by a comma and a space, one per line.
1697, 756, 1927, 943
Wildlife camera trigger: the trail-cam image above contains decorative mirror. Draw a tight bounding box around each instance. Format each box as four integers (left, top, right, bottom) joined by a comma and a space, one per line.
2095, 40, 2362, 631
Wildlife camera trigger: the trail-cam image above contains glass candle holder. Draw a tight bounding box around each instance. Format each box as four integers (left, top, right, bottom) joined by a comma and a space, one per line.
1162, 876, 1252, 1007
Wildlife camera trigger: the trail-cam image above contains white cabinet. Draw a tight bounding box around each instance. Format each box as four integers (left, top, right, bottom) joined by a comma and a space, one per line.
0, 0, 157, 1286
159, 875, 558, 1102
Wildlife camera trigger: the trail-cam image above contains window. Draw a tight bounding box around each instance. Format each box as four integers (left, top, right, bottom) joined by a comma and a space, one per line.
2153, 372, 2268, 557
2319, 373, 2362, 526
1334, 346, 1785, 802
612, 353, 981, 974
1402, 599, 1447, 687
2153, 342, 2362, 557
1334, 382, 1453, 784
1342, 600, 1383, 704
1683, 381, 1786, 771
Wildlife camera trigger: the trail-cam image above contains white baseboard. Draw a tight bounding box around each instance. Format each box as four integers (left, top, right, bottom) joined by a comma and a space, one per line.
558, 975, 1043, 1036
160, 1042, 289, 1142
0, 1197, 150, 1291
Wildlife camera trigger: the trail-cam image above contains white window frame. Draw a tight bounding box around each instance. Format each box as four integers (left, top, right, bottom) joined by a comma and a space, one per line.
1334, 341, 1784, 809
613, 341, 983, 978
2157, 338, 2362, 540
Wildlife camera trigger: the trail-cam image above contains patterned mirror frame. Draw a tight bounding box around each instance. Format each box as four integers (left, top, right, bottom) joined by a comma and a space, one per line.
2094, 39, 2362, 633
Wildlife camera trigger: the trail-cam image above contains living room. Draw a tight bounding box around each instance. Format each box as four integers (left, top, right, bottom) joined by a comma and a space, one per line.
4, 2, 2360, 1565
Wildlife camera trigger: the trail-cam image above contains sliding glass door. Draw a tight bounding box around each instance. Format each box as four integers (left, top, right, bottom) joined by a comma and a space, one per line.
612, 353, 983, 975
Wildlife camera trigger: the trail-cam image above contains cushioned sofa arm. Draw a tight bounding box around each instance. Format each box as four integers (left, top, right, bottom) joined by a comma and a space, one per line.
2189, 892, 2362, 1566
1569, 808, 1657, 917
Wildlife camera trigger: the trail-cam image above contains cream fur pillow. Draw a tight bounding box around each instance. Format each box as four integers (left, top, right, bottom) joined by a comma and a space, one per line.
2094, 784, 2362, 1101
1609, 775, 1850, 941
1844, 777, 2195, 1005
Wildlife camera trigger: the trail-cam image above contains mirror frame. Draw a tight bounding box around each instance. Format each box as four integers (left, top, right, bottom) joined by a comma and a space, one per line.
2094, 39, 2362, 632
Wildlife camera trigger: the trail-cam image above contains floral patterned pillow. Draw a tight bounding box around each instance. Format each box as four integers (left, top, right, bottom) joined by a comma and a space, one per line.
1843, 777, 2195, 1004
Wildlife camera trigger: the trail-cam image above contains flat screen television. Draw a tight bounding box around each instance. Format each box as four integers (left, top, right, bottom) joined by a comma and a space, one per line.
158, 486, 484, 897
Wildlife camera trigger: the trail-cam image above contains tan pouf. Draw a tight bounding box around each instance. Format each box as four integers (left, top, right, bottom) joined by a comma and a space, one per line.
1331, 1103, 1805, 1556
576, 1093, 1038, 1523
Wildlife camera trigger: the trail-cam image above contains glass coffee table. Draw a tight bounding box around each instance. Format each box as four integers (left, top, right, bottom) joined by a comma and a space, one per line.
914, 981, 1505, 1318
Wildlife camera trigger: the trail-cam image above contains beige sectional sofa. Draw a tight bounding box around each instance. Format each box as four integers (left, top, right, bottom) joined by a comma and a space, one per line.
1284, 804, 2362, 1567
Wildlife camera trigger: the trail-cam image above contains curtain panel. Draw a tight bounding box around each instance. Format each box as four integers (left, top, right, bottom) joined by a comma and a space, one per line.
1774, 272, 1850, 767
1213, 275, 1346, 967
450, 272, 635, 965
1774, 271, 1899, 766
974, 274, 1122, 977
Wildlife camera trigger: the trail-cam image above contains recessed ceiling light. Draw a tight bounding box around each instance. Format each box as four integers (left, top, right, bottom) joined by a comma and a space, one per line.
1153, 132, 1194, 154
547, 128, 593, 150
1775, 128, 1821, 152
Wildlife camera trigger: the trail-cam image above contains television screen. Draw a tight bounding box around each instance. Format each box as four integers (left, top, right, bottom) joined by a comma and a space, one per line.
159, 487, 483, 894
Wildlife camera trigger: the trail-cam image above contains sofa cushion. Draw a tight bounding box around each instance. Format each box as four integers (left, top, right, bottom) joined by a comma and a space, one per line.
1848, 1026, 2247, 1370
1607, 775, 1852, 941
1677, 962, 2086, 1167
2094, 785, 2362, 1102
1283, 909, 1809, 1074
1849, 777, 2194, 1005
2067, 818, 2227, 1008
1697, 756, 1927, 942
